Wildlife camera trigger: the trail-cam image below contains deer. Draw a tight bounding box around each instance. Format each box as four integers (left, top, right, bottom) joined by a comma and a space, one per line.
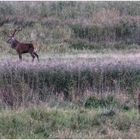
6, 27, 39, 62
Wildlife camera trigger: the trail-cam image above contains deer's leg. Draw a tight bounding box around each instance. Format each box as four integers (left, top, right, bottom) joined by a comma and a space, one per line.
33, 52, 39, 62
19, 53, 22, 61
30, 53, 35, 62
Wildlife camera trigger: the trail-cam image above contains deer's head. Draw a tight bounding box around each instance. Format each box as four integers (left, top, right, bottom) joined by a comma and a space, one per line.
6, 27, 22, 48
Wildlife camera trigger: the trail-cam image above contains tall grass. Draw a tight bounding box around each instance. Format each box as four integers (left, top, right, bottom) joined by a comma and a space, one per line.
0, 53, 140, 108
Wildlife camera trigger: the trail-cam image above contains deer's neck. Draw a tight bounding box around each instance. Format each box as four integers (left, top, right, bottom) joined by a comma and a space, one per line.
11, 38, 20, 49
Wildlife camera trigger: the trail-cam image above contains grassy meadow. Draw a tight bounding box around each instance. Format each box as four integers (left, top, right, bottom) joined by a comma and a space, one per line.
0, 1, 140, 138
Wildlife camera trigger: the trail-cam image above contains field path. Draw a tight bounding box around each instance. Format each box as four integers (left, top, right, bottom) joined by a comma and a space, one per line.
1, 52, 140, 70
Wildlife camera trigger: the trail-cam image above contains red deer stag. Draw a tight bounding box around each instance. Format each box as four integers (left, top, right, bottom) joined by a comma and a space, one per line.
6, 27, 39, 62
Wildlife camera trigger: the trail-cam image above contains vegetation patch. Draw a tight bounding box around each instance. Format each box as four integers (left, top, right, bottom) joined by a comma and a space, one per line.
0, 1, 140, 138
0, 106, 139, 138
84, 95, 118, 108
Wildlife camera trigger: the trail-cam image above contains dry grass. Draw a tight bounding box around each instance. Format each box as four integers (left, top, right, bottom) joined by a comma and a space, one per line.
0, 51, 139, 107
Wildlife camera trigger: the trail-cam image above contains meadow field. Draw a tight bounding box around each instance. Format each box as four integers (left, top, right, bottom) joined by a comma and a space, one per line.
0, 1, 140, 138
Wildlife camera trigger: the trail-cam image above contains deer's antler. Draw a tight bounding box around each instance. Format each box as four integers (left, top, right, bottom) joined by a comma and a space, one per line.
11, 26, 22, 37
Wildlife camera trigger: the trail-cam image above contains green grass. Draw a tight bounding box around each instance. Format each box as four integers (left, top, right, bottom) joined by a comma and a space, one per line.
0, 104, 139, 139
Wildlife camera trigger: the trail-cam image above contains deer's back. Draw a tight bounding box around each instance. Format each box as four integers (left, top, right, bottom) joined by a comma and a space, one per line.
16, 43, 34, 53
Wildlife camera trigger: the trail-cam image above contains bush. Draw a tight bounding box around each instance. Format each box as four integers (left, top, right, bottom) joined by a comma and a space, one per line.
84, 95, 117, 108
114, 114, 132, 131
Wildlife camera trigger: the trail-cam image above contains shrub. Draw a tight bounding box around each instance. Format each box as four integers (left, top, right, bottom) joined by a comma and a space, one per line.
84, 95, 117, 109
114, 114, 132, 131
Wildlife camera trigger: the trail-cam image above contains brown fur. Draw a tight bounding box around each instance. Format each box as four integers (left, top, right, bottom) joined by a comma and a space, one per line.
16, 43, 39, 62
